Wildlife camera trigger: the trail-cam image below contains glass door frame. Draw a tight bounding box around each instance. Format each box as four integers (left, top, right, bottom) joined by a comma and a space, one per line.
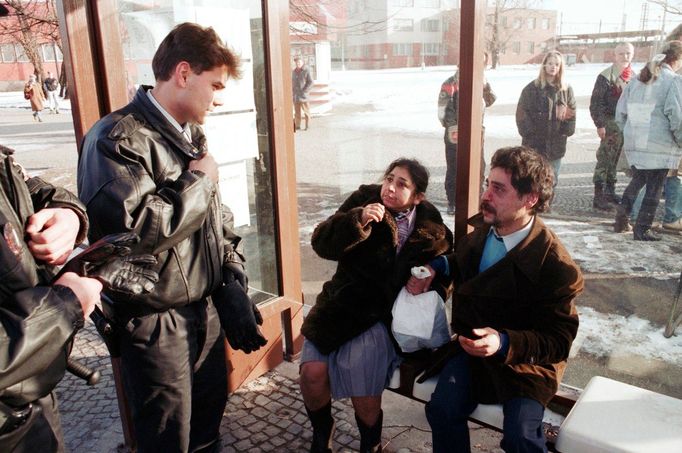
56, 0, 304, 428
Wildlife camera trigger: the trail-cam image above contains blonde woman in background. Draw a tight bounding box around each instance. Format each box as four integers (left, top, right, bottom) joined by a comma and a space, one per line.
516, 50, 576, 187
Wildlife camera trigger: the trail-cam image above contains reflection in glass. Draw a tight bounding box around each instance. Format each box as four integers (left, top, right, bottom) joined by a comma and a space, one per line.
293, 1, 682, 400
117, 0, 279, 302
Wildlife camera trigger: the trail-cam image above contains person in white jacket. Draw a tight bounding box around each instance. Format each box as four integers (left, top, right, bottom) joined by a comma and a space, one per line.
614, 40, 682, 241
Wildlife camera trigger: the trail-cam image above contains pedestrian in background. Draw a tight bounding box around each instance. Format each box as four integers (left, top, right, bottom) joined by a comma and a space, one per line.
516, 50, 576, 186
300, 158, 452, 453
438, 52, 496, 215
292, 55, 313, 131
78, 22, 266, 452
43, 71, 60, 114
614, 40, 682, 241
24, 74, 45, 122
589, 42, 634, 211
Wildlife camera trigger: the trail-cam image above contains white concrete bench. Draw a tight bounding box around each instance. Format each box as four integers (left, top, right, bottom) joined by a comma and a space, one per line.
387, 367, 566, 441
555, 376, 682, 453
389, 363, 682, 452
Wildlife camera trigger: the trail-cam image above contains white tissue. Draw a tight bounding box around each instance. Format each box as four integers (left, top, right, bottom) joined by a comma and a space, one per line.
410, 266, 432, 280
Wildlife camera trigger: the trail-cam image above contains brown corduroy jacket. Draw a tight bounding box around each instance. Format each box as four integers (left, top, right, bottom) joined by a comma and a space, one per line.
448, 214, 583, 406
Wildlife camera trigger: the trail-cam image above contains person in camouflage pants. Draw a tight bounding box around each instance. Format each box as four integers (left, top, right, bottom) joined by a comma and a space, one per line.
589, 43, 634, 211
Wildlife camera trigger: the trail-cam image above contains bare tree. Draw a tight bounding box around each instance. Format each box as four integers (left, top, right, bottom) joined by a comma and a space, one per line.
289, 1, 390, 37
0, 0, 61, 83
486, 0, 542, 69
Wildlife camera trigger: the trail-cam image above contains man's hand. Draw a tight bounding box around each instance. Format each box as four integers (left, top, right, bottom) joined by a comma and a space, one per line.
189, 152, 218, 184
597, 127, 606, 140
405, 265, 435, 295
26, 208, 80, 265
458, 327, 501, 357
58, 232, 159, 296
223, 263, 248, 291
212, 276, 267, 353
556, 104, 575, 121
54, 271, 102, 318
361, 203, 385, 227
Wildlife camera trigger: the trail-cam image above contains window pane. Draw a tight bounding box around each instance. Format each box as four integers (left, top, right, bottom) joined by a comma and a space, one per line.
15, 45, 29, 62
1, 44, 15, 62
117, 0, 280, 301
296, 1, 682, 405
393, 18, 414, 32
42, 43, 56, 62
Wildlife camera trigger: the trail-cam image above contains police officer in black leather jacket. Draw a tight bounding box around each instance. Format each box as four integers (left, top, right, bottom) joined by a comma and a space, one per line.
0, 144, 103, 452
0, 143, 158, 453
78, 23, 266, 453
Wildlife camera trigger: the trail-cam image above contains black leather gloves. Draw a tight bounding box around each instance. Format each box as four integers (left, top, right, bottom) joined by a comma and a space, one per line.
58, 232, 159, 296
223, 261, 248, 291
212, 270, 266, 353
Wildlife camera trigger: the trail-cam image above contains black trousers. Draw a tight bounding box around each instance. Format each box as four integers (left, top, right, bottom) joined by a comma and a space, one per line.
620, 168, 668, 234
443, 132, 487, 206
117, 299, 227, 453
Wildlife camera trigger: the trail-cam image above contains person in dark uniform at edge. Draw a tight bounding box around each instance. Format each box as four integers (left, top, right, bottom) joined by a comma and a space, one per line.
77, 23, 267, 453
0, 143, 158, 452
0, 143, 100, 452
438, 51, 496, 215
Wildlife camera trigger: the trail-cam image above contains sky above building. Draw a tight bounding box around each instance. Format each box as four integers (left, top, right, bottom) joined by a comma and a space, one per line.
542, 0, 678, 34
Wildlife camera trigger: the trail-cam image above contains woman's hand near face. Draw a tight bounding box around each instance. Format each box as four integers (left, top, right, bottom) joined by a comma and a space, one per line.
361, 203, 385, 227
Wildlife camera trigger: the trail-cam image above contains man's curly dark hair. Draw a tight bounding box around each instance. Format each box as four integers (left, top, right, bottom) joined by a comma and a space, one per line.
490, 146, 554, 214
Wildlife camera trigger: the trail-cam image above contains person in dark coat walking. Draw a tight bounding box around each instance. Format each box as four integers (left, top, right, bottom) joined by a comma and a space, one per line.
300, 158, 453, 453
408, 146, 583, 453
516, 51, 576, 187
589, 43, 634, 210
292, 55, 314, 131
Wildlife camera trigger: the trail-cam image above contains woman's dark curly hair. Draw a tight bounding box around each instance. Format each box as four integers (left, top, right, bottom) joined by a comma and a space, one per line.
383, 158, 429, 194
490, 146, 554, 214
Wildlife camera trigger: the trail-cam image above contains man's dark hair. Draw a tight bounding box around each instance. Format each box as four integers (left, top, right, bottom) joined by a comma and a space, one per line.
152, 22, 241, 81
490, 146, 554, 214
384, 158, 429, 194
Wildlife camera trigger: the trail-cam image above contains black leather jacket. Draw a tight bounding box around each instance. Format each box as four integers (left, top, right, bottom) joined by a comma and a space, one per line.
0, 146, 88, 408
78, 86, 245, 311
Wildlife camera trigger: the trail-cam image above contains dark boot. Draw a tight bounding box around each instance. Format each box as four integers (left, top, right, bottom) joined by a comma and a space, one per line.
593, 183, 613, 211
306, 401, 335, 453
355, 410, 383, 453
634, 228, 661, 241
605, 182, 620, 204
614, 206, 633, 233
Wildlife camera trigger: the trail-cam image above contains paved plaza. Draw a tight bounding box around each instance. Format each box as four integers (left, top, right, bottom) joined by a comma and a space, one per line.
58, 325, 504, 452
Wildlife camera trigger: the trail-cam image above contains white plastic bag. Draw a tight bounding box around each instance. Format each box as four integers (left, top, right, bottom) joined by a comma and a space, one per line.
391, 266, 451, 353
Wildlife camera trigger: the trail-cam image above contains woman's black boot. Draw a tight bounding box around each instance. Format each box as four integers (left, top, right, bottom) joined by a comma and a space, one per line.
305, 401, 335, 453
355, 410, 383, 453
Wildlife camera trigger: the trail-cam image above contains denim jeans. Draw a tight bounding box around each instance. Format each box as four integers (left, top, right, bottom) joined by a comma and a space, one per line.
425, 352, 547, 453
664, 175, 681, 223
